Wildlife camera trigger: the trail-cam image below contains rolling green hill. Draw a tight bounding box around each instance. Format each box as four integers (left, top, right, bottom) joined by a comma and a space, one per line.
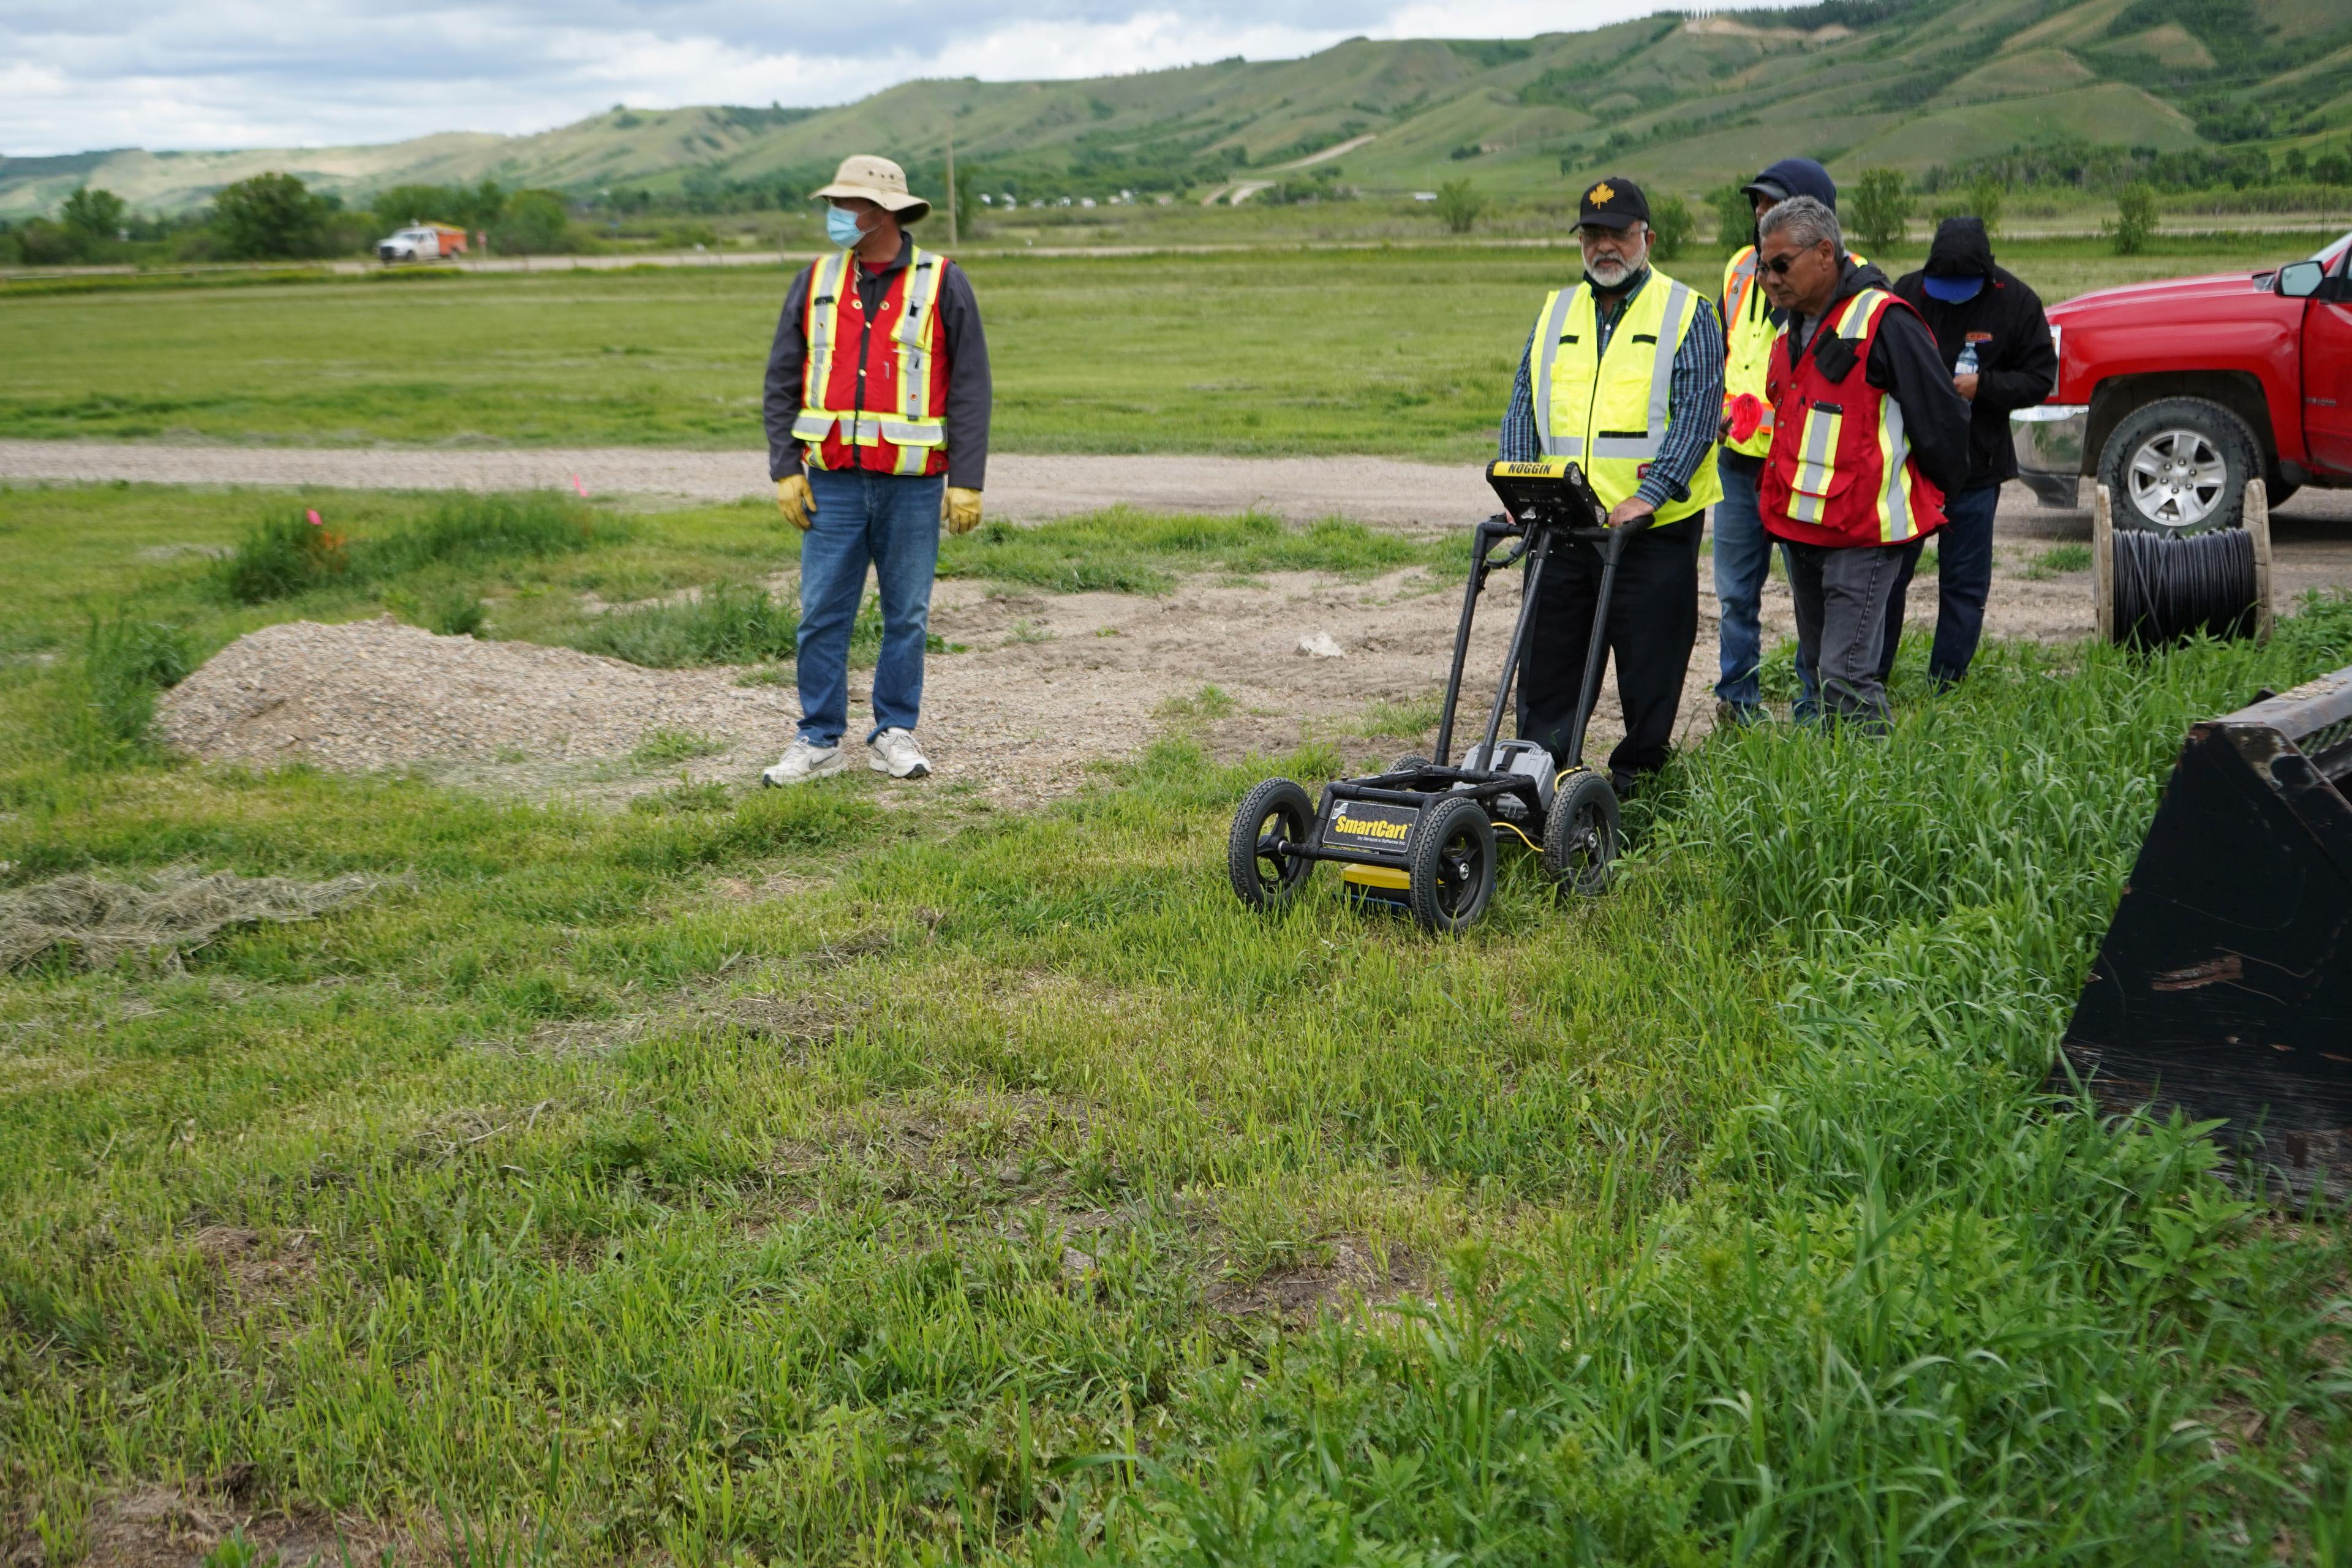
4, 0, 2346, 220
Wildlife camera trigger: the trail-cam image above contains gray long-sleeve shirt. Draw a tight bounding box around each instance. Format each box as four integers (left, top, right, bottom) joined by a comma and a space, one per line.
763, 233, 992, 490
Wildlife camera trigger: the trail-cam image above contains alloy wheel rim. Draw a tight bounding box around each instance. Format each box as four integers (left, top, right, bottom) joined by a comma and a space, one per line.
2126, 429, 2228, 529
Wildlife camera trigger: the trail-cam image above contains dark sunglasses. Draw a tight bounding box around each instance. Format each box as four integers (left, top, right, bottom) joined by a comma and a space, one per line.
1760, 245, 1822, 275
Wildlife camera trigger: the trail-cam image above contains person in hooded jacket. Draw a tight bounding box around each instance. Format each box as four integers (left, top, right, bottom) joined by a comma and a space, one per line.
1880, 217, 2057, 687
1713, 157, 1848, 727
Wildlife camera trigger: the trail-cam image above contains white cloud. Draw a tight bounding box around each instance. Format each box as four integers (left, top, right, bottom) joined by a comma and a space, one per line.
0, 0, 1776, 157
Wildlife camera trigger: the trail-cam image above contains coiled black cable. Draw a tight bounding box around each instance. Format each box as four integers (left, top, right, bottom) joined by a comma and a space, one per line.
2112, 527, 2258, 647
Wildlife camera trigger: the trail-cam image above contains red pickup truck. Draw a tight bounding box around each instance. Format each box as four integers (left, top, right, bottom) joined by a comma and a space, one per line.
2013, 228, 2352, 532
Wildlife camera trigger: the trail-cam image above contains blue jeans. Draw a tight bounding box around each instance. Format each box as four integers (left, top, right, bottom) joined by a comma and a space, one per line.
796, 467, 943, 747
1879, 483, 1998, 686
1712, 454, 1782, 714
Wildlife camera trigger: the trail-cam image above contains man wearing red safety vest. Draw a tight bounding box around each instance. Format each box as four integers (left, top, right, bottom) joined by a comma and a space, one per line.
761, 154, 992, 786
1714, 157, 1846, 727
1756, 197, 1969, 732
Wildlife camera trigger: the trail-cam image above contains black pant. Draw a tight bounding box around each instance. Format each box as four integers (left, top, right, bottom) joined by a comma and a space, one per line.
1515, 513, 1702, 778
1877, 482, 1998, 686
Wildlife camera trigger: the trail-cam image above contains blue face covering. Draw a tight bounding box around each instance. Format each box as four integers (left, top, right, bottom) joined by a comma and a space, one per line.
826, 206, 865, 249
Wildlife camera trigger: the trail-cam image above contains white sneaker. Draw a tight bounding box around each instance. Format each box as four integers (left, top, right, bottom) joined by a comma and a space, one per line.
868, 728, 931, 779
760, 737, 844, 786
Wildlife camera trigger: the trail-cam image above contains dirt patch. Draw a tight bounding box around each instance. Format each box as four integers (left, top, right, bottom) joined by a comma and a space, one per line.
1207, 1236, 1425, 1324
190, 1224, 319, 1305
56, 1483, 405, 1568
0, 867, 379, 972
153, 487, 2347, 810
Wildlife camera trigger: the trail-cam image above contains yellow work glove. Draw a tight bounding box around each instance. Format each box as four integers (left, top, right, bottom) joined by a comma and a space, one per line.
775, 473, 812, 531
943, 486, 983, 535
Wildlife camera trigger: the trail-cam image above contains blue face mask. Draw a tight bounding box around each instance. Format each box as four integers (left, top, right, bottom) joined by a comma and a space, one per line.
826, 206, 865, 249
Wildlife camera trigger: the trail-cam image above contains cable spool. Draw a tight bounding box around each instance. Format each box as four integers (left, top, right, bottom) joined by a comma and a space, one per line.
2092, 481, 2272, 648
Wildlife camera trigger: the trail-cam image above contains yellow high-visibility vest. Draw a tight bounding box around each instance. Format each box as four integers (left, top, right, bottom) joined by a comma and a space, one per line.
1721, 246, 1776, 459
1528, 272, 1722, 525
1721, 242, 1868, 461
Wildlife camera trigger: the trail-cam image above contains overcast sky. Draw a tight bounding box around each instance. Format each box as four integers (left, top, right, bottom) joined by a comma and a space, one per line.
0, 0, 1771, 158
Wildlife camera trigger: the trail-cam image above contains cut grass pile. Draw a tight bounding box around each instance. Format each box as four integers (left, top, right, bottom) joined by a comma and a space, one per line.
1, 243, 2318, 461
1, 479, 2349, 1561
0, 866, 377, 973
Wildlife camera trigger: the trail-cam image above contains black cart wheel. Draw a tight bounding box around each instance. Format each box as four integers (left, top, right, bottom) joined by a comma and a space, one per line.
1228, 778, 1316, 910
1543, 769, 1620, 897
1407, 796, 1496, 933
1390, 753, 1430, 776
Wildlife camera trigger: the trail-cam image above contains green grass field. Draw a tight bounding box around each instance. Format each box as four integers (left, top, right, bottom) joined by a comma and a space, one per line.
2, 482, 2351, 1562
4, 238, 2337, 464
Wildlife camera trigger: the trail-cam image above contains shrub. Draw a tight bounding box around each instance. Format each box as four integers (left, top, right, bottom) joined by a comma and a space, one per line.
1648, 192, 1695, 260
491, 190, 576, 255
1711, 183, 1751, 249
218, 513, 350, 604
2111, 181, 2158, 255
218, 493, 608, 606
80, 612, 191, 747
1849, 167, 1912, 252
1433, 180, 1487, 235
365, 492, 603, 576
568, 582, 801, 668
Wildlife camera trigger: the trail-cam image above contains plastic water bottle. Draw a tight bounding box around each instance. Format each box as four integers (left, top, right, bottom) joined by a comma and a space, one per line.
1954, 341, 1980, 377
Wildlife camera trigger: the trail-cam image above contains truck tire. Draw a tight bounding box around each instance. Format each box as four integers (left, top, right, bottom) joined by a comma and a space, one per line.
2097, 396, 2260, 536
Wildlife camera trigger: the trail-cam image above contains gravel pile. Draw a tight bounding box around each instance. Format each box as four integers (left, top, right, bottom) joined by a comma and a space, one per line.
159, 616, 795, 771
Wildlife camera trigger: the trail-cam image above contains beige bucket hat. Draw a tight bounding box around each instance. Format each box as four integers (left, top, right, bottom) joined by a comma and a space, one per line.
810, 154, 930, 223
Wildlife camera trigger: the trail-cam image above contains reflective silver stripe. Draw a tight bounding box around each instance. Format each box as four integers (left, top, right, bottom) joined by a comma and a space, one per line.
802, 251, 850, 411
1623, 279, 1692, 462
790, 411, 837, 442
894, 246, 941, 423
1790, 405, 1839, 524
1589, 436, 1656, 460
1878, 392, 1913, 540
878, 419, 945, 445
1529, 288, 1577, 458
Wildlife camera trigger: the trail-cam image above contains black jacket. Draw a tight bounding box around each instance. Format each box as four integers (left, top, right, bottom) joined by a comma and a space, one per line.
1892, 219, 2056, 490
764, 232, 992, 490
1785, 257, 1974, 501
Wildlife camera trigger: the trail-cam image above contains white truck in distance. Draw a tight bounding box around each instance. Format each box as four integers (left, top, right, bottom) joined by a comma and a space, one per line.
375, 224, 468, 263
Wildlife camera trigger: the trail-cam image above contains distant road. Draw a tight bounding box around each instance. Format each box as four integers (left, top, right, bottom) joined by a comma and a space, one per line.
0, 440, 1494, 528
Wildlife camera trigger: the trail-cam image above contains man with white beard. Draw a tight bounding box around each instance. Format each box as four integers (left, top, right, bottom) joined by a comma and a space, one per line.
1497, 176, 1724, 799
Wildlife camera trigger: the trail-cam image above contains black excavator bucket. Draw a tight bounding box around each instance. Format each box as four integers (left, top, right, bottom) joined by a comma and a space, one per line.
2062, 663, 2352, 1200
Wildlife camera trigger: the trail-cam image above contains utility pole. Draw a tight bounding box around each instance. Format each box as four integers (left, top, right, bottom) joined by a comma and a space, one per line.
946, 118, 959, 247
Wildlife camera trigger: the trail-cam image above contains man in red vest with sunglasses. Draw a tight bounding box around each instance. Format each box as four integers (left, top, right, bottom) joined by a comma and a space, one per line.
761, 154, 992, 786
1757, 196, 1969, 733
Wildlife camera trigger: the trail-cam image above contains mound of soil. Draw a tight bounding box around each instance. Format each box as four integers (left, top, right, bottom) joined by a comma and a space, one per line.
158, 616, 795, 772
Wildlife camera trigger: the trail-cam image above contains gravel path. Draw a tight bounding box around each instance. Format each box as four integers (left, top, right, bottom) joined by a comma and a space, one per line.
0, 441, 1490, 529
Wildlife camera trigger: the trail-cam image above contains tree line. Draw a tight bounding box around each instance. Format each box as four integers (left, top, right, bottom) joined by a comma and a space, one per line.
0, 173, 593, 268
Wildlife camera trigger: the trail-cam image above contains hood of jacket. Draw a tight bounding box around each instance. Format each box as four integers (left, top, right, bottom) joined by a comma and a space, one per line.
1924, 216, 1994, 278
1744, 157, 1838, 211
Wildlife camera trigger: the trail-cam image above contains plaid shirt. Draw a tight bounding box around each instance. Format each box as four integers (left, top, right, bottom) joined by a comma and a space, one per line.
1498, 267, 1726, 511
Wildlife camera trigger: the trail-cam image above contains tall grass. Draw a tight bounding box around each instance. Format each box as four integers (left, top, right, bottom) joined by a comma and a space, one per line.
940, 508, 1441, 595
1045, 604, 2352, 1565
217, 492, 612, 606
565, 587, 907, 669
